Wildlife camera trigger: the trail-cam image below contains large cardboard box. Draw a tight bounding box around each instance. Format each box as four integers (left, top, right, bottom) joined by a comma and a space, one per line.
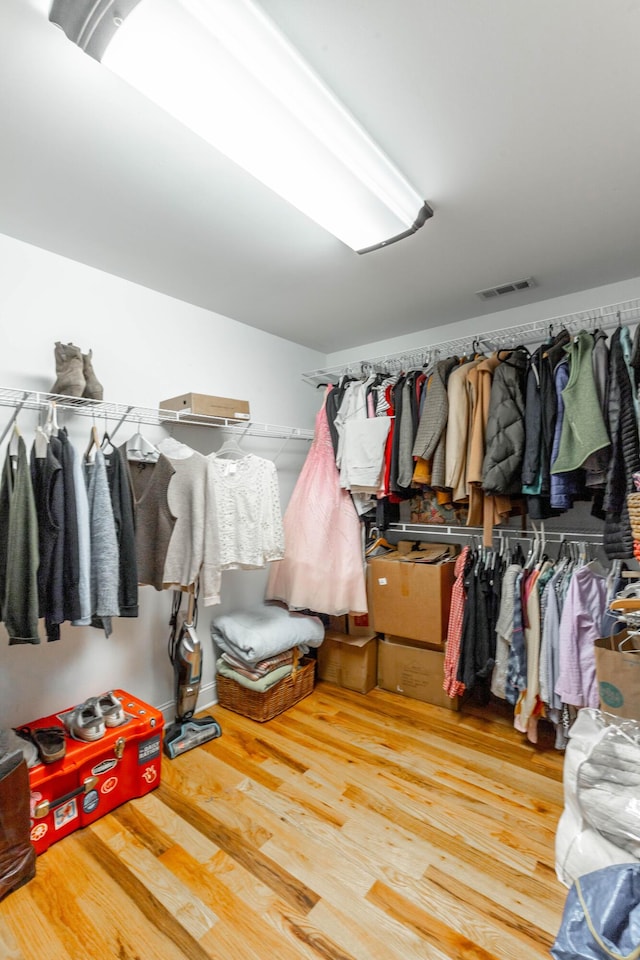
367, 551, 456, 647
160, 392, 251, 422
377, 636, 459, 710
326, 611, 373, 637
318, 630, 378, 694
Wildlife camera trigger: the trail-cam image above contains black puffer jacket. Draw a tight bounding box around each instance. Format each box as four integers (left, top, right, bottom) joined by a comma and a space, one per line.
482, 347, 529, 496
604, 327, 639, 559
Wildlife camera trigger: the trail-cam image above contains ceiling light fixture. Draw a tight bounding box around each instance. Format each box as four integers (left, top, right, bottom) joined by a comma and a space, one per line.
49, 0, 433, 254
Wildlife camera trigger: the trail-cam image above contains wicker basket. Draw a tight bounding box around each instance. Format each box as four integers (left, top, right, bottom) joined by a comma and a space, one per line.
628, 492, 640, 542
215, 651, 316, 722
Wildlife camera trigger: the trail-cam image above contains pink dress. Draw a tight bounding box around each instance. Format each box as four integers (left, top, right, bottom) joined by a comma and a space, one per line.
265, 389, 367, 615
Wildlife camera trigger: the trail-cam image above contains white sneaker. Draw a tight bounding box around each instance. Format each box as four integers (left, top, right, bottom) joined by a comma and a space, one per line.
63, 699, 105, 742
97, 691, 126, 728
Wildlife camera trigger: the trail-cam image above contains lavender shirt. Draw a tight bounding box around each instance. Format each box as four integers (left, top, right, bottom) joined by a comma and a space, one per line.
555, 564, 608, 708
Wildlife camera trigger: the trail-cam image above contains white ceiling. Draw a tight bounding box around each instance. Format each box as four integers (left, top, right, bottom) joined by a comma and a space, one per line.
3, 0, 640, 353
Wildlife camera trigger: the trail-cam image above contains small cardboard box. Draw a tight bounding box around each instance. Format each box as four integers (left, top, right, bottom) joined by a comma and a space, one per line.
318, 630, 378, 694
377, 635, 459, 710
367, 551, 456, 647
160, 392, 251, 422
326, 612, 373, 638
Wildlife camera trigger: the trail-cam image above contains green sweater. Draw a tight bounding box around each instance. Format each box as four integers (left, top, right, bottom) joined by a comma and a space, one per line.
551, 331, 611, 475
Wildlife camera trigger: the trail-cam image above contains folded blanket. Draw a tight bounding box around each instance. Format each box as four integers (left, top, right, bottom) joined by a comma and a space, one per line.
216, 658, 293, 692
211, 604, 324, 665
221, 648, 294, 679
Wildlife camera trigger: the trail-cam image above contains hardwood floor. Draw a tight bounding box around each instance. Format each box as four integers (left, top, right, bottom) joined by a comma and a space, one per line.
0, 682, 568, 960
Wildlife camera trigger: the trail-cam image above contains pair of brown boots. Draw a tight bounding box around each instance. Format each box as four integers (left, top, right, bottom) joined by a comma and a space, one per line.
51, 342, 103, 400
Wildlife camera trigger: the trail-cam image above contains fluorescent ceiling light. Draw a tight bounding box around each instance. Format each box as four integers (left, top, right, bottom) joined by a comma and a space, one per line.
49, 0, 433, 253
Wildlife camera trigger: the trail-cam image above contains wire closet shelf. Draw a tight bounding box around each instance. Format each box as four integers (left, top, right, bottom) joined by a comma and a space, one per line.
387, 522, 605, 545
0, 387, 314, 446
301, 296, 640, 386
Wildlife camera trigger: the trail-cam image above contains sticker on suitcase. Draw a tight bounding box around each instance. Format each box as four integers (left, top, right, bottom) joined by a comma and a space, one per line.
138, 735, 161, 764
83, 790, 100, 814
54, 799, 78, 830
91, 758, 118, 777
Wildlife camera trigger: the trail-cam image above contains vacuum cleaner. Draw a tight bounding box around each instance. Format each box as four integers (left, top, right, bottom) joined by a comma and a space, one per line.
163, 587, 222, 759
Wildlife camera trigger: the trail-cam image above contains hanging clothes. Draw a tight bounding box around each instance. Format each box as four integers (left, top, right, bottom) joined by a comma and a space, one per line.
265, 386, 367, 616
340, 417, 391, 494
603, 326, 640, 559
443, 546, 470, 699
412, 357, 457, 490
124, 446, 221, 606
583, 329, 610, 490
445, 357, 482, 502
537, 330, 571, 507
70, 436, 92, 627
515, 561, 554, 742
56, 427, 82, 623
549, 359, 582, 511
30, 430, 64, 642
84, 448, 120, 631
555, 562, 609, 708
91, 440, 139, 632
491, 561, 522, 700
482, 347, 528, 496
208, 453, 284, 570
104, 442, 138, 617
0, 434, 40, 644
466, 353, 513, 543
551, 331, 610, 474
389, 375, 414, 499
456, 549, 501, 695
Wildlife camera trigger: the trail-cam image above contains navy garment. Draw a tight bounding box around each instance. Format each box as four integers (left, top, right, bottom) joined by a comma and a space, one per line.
552, 864, 640, 960
604, 327, 640, 558
30, 439, 64, 641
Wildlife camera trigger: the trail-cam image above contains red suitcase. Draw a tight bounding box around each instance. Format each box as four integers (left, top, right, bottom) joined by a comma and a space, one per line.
26, 689, 163, 855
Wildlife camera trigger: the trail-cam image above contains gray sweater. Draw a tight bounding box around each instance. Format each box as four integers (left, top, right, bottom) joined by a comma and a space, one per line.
85, 448, 120, 621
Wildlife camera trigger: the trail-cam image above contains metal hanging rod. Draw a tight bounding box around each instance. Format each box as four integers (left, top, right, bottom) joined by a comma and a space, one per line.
388, 522, 604, 542
302, 296, 640, 386
0, 387, 314, 444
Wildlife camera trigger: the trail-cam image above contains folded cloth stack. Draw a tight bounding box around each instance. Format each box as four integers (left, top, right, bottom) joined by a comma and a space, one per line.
211, 604, 325, 691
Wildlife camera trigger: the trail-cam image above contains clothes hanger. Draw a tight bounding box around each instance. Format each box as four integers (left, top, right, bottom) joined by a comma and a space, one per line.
216, 434, 247, 460
125, 421, 160, 463
8, 421, 21, 457
43, 401, 59, 439
84, 424, 101, 462
33, 425, 49, 458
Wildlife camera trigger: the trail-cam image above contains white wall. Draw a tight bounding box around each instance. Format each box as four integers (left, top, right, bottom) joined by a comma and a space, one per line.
325, 275, 640, 368
0, 232, 325, 729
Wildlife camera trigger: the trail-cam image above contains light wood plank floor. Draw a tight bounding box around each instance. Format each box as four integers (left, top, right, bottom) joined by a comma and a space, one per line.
0, 682, 568, 960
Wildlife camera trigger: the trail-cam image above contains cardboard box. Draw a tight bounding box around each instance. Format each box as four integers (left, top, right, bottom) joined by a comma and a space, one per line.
160, 392, 251, 422
377, 636, 459, 710
367, 551, 456, 647
326, 612, 373, 637
318, 630, 378, 694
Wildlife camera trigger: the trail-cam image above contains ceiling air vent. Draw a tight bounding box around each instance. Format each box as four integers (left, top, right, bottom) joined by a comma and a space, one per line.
476, 277, 537, 301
